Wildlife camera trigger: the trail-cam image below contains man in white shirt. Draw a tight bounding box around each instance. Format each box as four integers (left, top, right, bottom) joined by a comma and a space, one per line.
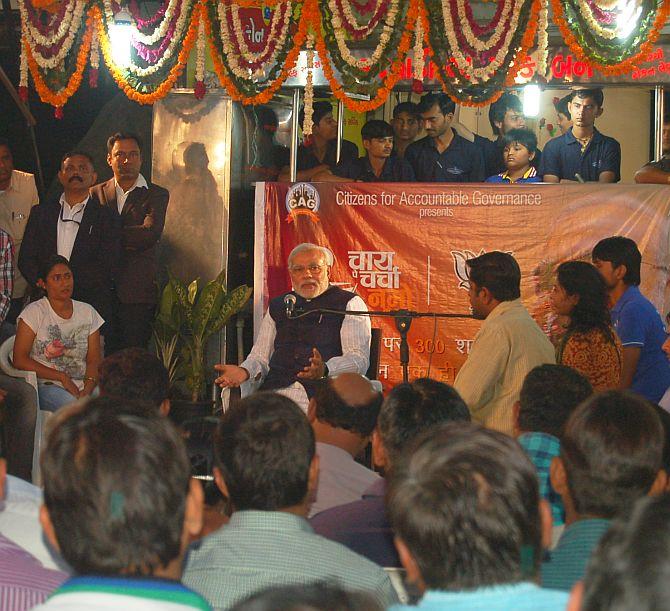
0, 138, 39, 324
91, 133, 169, 352
18, 152, 121, 339
215, 243, 371, 412
454, 251, 555, 435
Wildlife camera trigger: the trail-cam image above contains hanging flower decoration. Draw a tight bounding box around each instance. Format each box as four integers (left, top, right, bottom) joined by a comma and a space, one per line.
551, 0, 670, 74
424, 0, 541, 105
536, 0, 549, 77
194, 13, 206, 98
303, 32, 315, 136
13, 0, 670, 114
204, 0, 306, 104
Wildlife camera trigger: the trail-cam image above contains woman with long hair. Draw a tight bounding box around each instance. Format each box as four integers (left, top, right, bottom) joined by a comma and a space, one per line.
551, 260, 622, 390
13, 254, 103, 411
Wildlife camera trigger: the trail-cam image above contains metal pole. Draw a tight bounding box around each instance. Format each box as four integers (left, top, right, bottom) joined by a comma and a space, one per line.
654, 85, 664, 160
290, 89, 301, 182
336, 100, 344, 163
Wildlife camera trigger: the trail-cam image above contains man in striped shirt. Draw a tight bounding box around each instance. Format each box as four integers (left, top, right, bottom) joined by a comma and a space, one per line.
0, 456, 65, 610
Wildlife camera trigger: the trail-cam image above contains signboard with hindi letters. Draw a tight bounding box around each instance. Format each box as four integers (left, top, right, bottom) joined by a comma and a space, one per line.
255, 182, 670, 389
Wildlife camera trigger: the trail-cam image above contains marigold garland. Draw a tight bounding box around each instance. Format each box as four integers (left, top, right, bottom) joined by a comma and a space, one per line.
25, 9, 92, 108
94, 1, 199, 104
16, 0, 670, 113
203, 0, 307, 105
551, 0, 670, 75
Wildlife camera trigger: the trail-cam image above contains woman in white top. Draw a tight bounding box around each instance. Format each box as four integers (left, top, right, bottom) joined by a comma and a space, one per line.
13, 254, 103, 412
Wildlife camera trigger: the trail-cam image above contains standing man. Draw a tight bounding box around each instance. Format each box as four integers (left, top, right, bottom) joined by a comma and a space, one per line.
19, 151, 120, 337
214, 243, 370, 413
279, 102, 359, 182
405, 93, 485, 182
475, 92, 542, 178
0, 138, 39, 324
541, 88, 621, 183
91, 133, 169, 351
391, 102, 421, 159
454, 252, 555, 434
592, 236, 670, 403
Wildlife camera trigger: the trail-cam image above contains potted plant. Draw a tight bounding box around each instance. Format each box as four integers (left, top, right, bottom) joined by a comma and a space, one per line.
153, 270, 252, 412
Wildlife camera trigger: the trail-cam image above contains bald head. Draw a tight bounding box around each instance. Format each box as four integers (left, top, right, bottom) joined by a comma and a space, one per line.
312, 374, 382, 438
331, 373, 379, 408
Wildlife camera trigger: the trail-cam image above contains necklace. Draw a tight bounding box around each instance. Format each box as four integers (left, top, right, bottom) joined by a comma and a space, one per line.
575, 134, 592, 153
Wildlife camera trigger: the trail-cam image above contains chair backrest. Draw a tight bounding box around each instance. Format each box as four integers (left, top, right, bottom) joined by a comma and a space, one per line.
0, 335, 16, 373
366, 328, 382, 380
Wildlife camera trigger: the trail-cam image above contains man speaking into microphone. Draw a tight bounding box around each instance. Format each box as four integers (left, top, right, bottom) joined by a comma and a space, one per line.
215, 243, 371, 412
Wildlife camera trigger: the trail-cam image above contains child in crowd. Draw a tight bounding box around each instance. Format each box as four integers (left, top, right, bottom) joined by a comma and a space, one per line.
485, 128, 542, 184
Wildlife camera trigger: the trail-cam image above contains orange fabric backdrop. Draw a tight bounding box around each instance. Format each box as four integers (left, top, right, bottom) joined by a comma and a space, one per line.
256, 182, 670, 389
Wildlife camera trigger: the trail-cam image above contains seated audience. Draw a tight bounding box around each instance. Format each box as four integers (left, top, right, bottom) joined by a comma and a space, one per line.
514, 364, 593, 544
388, 422, 568, 610
279, 102, 358, 182
575, 493, 670, 611
0, 456, 66, 610
13, 255, 103, 412
230, 582, 382, 611
634, 115, 670, 184
476, 93, 541, 178
98, 346, 170, 416
405, 93, 485, 182
323, 120, 415, 182
592, 236, 670, 402
307, 373, 382, 517
33, 396, 208, 610
551, 260, 622, 390
182, 392, 397, 610
247, 106, 290, 182
311, 378, 470, 567
391, 102, 421, 159
454, 251, 555, 434
542, 391, 666, 591
485, 128, 542, 183
541, 88, 620, 183
553, 94, 572, 135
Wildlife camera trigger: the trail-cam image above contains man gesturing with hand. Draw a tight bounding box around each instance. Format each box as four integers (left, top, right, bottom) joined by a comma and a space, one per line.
215, 243, 370, 412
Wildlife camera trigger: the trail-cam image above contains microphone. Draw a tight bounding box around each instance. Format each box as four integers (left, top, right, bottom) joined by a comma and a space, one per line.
284, 293, 297, 318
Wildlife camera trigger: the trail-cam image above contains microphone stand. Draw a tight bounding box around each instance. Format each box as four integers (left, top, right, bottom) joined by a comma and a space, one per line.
289, 307, 472, 383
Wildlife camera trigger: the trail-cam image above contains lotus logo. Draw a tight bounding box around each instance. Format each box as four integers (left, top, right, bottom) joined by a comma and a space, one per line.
451, 249, 514, 290
451, 249, 485, 290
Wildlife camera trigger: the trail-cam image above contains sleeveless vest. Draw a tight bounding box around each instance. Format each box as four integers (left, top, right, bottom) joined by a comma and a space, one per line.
261, 286, 356, 398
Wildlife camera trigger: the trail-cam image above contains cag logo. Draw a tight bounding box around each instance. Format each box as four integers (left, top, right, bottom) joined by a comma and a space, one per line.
285, 183, 320, 224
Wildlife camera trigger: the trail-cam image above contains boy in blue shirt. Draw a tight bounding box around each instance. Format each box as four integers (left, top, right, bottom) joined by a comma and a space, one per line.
592, 236, 670, 403
486, 128, 542, 184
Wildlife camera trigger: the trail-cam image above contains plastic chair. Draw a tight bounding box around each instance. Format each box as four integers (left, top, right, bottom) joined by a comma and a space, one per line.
0, 336, 51, 486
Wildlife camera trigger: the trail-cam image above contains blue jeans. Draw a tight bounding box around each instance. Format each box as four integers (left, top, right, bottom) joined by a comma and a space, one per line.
37, 382, 78, 412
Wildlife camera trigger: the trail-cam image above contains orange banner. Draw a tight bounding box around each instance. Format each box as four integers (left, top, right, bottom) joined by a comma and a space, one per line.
256, 182, 670, 389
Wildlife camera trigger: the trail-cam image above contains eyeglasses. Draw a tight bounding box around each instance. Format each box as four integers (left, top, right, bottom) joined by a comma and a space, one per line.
59, 205, 84, 226
290, 264, 325, 274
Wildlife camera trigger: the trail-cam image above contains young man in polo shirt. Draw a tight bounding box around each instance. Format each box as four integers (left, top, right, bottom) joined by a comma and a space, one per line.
35, 397, 209, 610
592, 236, 670, 403
405, 93, 485, 182
541, 88, 620, 183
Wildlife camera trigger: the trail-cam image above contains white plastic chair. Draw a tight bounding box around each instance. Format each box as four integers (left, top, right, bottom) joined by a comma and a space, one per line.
0, 336, 51, 486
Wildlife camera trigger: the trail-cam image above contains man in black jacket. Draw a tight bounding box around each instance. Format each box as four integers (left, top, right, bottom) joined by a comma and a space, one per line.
18, 151, 120, 346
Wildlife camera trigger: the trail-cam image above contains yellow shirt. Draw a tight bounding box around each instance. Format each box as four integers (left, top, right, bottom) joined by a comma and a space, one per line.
0, 170, 39, 298
454, 299, 555, 435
